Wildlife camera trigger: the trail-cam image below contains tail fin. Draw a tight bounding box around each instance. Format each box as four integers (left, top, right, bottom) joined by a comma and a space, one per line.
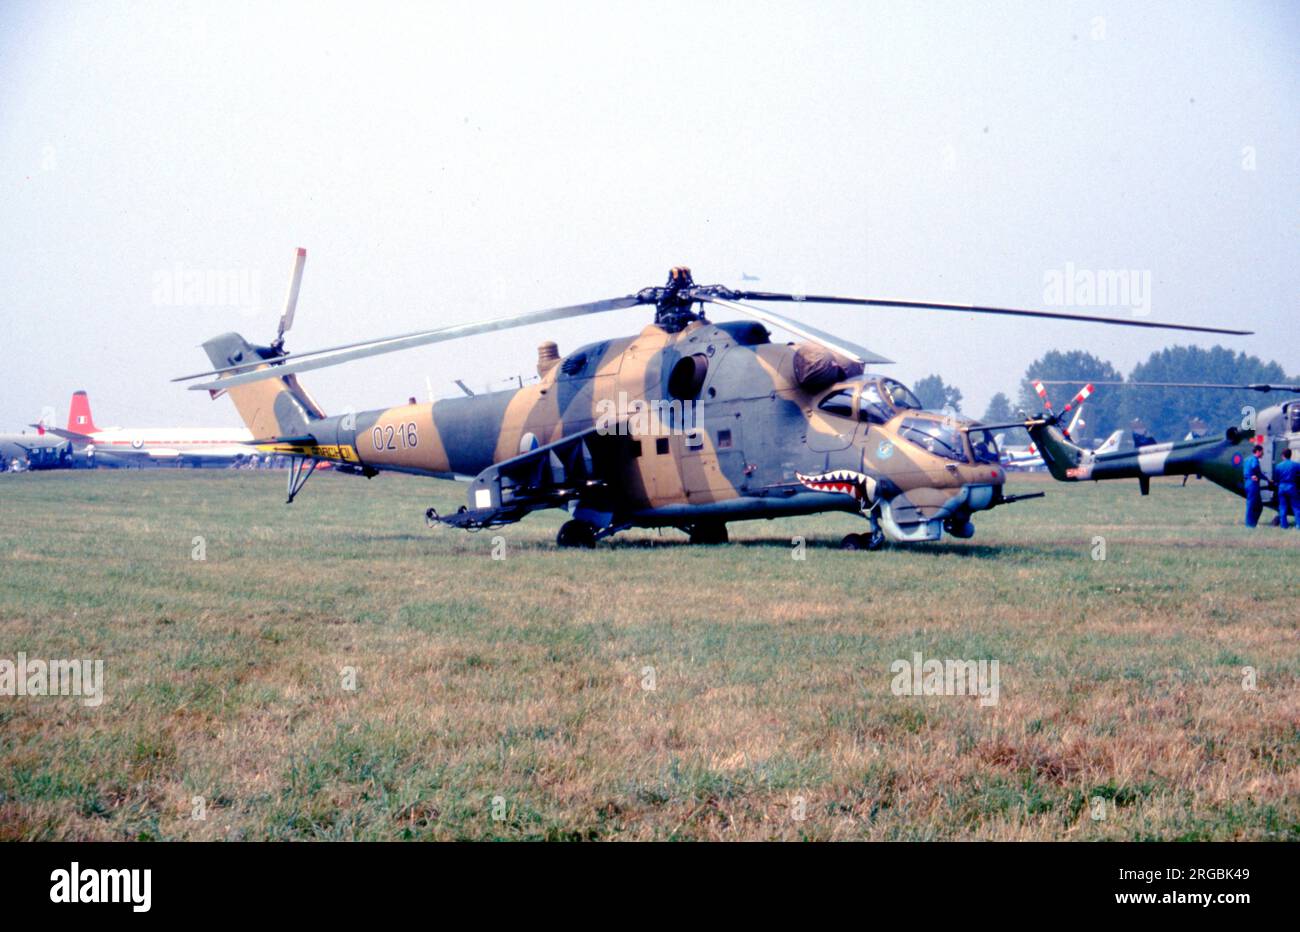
202, 333, 325, 440
1025, 419, 1086, 481
66, 390, 99, 433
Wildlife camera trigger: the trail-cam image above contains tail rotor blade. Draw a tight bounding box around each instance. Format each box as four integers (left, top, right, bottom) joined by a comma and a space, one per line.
1032, 379, 1054, 414
276, 247, 307, 346
1062, 383, 1095, 413
1060, 383, 1094, 430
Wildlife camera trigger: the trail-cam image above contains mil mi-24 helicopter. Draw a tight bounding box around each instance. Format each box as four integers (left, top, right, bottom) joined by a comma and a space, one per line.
1020, 380, 1300, 514
175, 250, 1248, 549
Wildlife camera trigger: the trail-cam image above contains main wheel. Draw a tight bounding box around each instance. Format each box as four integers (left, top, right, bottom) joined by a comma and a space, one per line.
556, 519, 597, 549
687, 521, 728, 545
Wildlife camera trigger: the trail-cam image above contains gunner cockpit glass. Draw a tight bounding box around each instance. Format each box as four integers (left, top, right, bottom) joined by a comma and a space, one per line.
899, 417, 969, 463
881, 379, 923, 411
858, 382, 892, 424
967, 428, 1001, 465
818, 389, 855, 418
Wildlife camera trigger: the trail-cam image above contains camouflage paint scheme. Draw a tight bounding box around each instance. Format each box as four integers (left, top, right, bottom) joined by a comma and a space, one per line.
1027, 400, 1300, 511
202, 321, 1016, 544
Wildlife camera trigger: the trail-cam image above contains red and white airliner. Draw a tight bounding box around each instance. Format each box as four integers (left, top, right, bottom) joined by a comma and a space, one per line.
44, 391, 259, 466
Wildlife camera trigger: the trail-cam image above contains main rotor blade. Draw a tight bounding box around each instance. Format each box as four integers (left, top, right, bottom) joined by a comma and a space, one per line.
704, 296, 894, 366
1034, 379, 1300, 394
725, 291, 1252, 336
181, 295, 646, 391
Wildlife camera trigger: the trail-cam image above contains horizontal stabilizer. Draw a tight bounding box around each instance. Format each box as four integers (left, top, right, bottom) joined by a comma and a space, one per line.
32, 425, 92, 443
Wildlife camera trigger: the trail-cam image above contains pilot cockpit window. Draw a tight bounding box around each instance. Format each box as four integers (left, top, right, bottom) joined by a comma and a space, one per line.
818, 389, 855, 418
882, 380, 922, 410
967, 428, 1000, 465
858, 383, 891, 423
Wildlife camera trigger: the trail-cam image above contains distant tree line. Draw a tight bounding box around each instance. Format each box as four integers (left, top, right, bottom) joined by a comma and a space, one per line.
912, 374, 964, 413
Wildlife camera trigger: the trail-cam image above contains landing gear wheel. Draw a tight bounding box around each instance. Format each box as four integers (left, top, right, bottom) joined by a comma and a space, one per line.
687, 521, 729, 545
840, 531, 886, 551
557, 519, 597, 549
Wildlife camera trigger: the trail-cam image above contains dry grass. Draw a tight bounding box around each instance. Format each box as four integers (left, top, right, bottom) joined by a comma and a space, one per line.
0, 469, 1296, 840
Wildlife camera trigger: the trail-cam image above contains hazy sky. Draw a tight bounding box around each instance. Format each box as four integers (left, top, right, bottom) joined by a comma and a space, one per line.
1, 0, 1296, 431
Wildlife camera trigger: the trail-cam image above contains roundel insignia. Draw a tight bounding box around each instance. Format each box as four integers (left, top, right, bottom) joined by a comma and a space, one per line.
519, 432, 539, 454
1232, 453, 1243, 466
877, 440, 894, 460
131, 439, 144, 449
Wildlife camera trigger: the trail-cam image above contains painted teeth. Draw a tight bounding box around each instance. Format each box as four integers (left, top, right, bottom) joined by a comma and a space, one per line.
796, 469, 877, 504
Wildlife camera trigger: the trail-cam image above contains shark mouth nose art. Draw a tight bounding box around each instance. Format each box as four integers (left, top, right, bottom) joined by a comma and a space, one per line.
796, 469, 879, 505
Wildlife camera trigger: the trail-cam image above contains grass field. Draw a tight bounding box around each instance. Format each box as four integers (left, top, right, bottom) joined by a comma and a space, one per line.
0, 468, 1296, 841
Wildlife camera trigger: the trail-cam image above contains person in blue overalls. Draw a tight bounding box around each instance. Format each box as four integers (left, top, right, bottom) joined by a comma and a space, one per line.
1274, 448, 1299, 530
1243, 444, 1265, 528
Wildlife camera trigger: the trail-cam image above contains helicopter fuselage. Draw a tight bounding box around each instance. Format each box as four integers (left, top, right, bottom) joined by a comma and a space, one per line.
283, 319, 1009, 543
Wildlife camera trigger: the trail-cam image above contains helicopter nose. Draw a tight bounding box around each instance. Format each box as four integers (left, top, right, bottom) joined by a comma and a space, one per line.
964, 483, 999, 512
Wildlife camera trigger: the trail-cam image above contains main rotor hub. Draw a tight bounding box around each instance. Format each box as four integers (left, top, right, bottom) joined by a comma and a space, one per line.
655, 266, 706, 332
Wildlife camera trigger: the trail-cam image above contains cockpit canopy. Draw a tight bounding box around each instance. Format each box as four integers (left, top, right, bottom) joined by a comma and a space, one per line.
1283, 401, 1300, 435
816, 376, 924, 424
816, 376, 1001, 465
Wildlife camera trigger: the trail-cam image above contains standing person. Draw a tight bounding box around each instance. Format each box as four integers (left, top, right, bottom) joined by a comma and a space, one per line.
1274, 448, 1299, 530
1243, 444, 1266, 528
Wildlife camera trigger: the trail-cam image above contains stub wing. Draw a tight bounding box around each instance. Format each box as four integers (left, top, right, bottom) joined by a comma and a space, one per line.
434, 427, 632, 529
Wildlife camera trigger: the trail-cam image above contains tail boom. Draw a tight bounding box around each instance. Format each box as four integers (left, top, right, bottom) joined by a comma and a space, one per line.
1026, 417, 1255, 498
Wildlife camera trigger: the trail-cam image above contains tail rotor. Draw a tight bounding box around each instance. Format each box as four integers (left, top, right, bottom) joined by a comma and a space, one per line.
270, 247, 307, 355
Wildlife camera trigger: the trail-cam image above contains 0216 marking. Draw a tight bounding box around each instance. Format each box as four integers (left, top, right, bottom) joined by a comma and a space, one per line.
373, 422, 418, 451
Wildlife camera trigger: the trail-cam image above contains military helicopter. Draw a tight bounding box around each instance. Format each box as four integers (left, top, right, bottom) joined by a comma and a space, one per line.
175, 251, 1248, 549
1017, 380, 1300, 512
